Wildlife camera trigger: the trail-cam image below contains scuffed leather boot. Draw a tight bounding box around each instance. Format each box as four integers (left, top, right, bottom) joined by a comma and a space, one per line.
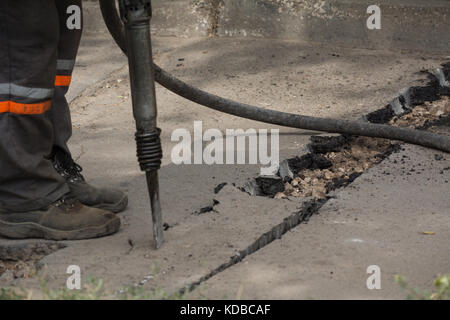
51, 148, 128, 213
0, 195, 120, 240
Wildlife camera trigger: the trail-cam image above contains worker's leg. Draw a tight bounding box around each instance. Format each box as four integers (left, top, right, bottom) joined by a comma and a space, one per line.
0, 0, 70, 212
0, 1, 120, 240
50, 1, 128, 213
48, 0, 83, 154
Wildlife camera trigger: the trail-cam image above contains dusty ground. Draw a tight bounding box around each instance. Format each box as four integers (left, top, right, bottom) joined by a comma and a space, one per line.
0, 3, 449, 299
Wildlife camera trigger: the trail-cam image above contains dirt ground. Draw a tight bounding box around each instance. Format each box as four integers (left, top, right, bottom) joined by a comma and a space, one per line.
0, 2, 449, 299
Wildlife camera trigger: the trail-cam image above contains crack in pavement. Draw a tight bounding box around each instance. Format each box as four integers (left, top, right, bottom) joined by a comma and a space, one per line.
179, 198, 327, 295
176, 63, 450, 296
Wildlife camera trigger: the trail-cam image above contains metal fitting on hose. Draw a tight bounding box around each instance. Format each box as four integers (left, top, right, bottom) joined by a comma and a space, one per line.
135, 128, 162, 172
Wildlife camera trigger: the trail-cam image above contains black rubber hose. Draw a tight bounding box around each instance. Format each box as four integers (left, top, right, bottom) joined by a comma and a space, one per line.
100, 0, 450, 153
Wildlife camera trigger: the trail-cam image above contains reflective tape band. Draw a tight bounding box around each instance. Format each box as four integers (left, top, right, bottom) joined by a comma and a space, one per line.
0, 100, 51, 115
55, 75, 72, 87
0, 83, 54, 100
57, 59, 75, 71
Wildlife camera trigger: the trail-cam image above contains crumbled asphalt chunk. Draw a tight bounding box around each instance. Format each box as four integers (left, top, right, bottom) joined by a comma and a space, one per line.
366, 106, 395, 124
408, 85, 440, 106
308, 135, 349, 154
194, 199, 220, 215
241, 179, 263, 196
255, 176, 285, 197
214, 182, 228, 194
288, 153, 333, 173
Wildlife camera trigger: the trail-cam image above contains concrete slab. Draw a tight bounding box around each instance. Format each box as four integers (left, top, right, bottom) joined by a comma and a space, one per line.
189, 135, 450, 299
216, 0, 450, 53
82, 0, 450, 58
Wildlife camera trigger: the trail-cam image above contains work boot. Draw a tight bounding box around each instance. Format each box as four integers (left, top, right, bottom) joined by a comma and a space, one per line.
0, 195, 121, 240
51, 147, 128, 213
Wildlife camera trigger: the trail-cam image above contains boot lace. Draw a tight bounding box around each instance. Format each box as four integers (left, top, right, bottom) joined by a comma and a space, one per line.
52, 148, 85, 182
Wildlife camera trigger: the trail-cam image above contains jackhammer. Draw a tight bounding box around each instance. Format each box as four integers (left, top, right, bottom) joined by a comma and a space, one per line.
106, 0, 450, 249
118, 0, 164, 249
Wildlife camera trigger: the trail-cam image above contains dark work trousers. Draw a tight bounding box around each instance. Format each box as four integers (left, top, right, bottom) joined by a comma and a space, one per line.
0, 0, 82, 212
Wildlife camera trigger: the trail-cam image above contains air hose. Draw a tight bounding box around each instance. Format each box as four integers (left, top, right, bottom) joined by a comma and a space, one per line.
99, 0, 450, 153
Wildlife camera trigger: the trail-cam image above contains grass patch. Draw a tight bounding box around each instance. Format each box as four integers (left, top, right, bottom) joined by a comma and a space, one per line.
396, 274, 450, 300
0, 276, 195, 300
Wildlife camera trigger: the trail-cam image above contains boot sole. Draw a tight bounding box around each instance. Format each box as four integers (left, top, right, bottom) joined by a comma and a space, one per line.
0, 216, 121, 241
92, 194, 128, 214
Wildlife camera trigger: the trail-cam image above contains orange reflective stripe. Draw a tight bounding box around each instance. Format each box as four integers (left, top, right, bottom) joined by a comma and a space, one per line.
54, 75, 72, 87
0, 100, 51, 115
0, 103, 9, 113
